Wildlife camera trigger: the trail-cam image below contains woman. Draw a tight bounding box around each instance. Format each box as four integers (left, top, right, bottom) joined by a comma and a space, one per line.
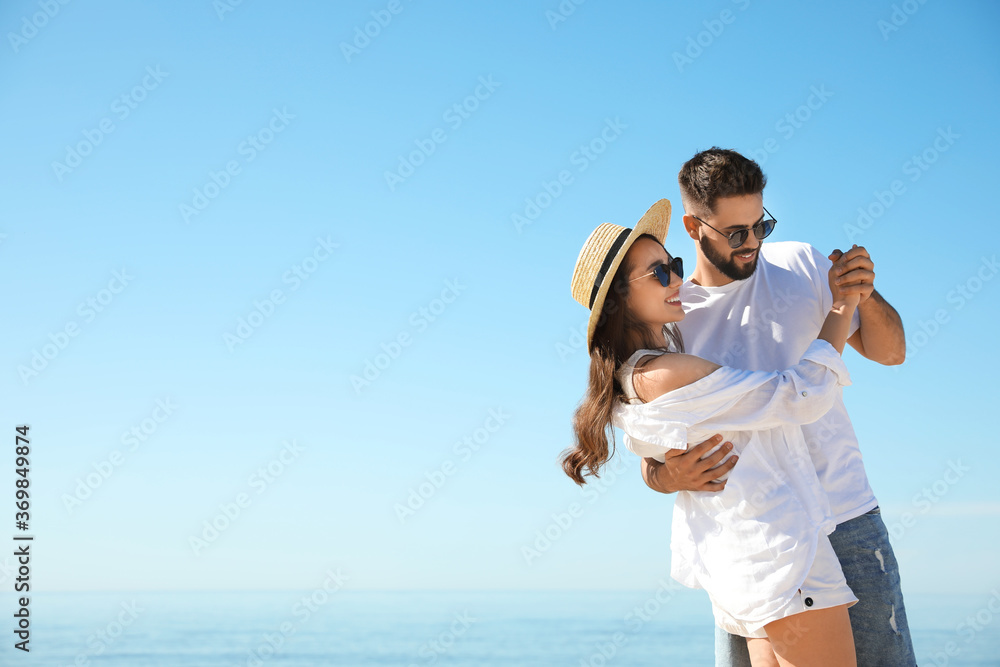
564, 199, 859, 667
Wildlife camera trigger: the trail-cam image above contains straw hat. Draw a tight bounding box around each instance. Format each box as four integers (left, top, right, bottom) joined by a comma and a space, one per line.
570, 199, 672, 350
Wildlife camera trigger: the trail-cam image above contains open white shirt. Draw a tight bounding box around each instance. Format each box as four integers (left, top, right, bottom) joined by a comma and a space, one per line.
613, 339, 850, 626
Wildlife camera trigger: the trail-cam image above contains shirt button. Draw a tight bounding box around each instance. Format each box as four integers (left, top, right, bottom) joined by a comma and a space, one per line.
804, 597, 814, 607
801, 391, 808, 397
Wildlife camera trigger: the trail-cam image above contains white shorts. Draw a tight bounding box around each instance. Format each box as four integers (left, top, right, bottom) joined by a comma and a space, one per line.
711, 534, 859, 639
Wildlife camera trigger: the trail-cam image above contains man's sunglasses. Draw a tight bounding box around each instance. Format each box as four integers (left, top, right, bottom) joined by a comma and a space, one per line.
692, 207, 777, 249
629, 256, 684, 286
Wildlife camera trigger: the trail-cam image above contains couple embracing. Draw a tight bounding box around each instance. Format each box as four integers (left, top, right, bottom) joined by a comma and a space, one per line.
564, 148, 916, 667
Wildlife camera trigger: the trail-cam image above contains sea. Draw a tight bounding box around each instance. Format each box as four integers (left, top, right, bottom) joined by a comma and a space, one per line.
0, 590, 996, 666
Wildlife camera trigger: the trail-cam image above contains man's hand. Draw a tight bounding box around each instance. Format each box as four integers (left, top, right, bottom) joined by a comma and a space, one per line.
829, 245, 875, 304
641, 435, 737, 494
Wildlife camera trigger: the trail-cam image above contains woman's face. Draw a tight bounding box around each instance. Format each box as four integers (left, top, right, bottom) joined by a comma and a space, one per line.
624, 237, 685, 329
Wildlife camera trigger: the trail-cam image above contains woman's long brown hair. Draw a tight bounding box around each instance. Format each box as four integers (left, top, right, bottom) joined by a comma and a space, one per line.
561, 234, 683, 485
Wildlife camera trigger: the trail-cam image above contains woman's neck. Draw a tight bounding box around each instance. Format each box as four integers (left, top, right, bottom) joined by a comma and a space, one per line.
625, 325, 667, 355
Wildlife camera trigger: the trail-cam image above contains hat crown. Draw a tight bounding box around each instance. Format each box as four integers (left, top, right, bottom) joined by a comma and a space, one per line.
570, 223, 631, 310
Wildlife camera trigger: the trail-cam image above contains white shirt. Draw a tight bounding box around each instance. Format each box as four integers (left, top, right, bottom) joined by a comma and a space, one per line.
674, 241, 877, 524
613, 339, 850, 625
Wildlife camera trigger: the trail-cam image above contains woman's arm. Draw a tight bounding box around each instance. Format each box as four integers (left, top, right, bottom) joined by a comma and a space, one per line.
817, 256, 862, 354
633, 307, 857, 405
621, 264, 861, 440
626, 341, 848, 436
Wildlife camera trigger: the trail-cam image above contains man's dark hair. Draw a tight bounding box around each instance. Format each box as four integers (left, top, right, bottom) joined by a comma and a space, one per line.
677, 147, 767, 216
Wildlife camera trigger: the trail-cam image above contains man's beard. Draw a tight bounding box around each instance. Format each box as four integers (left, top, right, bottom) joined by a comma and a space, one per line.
699, 235, 759, 281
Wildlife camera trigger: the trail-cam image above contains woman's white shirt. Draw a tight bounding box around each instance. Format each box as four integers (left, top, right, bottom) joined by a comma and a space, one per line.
612, 338, 850, 625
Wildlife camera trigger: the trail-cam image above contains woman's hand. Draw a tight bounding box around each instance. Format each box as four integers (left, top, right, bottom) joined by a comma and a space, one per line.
828, 245, 877, 305
820, 249, 862, 354
828, 248, 862, 310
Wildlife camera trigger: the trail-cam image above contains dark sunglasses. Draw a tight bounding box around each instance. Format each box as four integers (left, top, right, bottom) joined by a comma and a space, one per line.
629, 256, 683, 286
693, 207, 777, 249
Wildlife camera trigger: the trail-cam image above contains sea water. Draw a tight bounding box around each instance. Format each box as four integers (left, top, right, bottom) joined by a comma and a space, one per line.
0, 590, 995, 666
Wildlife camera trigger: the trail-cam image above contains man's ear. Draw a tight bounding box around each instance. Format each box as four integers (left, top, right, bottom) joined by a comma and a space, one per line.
681, 214, 700, 241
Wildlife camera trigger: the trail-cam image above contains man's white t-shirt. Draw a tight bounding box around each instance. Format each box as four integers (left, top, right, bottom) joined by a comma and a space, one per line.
676, 241, 878, 525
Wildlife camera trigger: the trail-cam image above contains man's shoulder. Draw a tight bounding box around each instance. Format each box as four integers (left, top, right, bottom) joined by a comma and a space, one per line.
760, 241, 829, 278
761, 240, 821, 266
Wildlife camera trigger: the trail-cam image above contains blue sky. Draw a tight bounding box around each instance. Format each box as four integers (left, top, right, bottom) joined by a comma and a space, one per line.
1, 1, 998, 595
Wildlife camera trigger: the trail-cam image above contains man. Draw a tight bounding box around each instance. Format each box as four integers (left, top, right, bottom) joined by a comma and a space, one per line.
639, 148, 915, 666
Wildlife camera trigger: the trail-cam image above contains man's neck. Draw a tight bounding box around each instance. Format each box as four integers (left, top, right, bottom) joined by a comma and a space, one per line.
690, 259, 738, 288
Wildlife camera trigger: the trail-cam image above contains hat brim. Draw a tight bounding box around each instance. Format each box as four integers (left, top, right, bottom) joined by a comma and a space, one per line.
586, 199, 672, 350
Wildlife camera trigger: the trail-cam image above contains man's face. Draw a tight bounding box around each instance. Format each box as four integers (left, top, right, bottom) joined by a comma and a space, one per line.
696, 194, 765, 281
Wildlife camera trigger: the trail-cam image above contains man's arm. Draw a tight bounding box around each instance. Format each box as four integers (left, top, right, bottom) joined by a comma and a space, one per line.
847, 288, 905, 365
830, 246, 906, 366
640, 435, 737, 494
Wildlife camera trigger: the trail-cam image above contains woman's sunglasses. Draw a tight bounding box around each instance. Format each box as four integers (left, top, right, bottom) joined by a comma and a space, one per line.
693, 207, 777, 249
629, 256, 684, 286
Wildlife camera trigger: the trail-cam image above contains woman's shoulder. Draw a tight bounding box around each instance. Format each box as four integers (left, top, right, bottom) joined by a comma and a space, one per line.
632, 352, 722, 402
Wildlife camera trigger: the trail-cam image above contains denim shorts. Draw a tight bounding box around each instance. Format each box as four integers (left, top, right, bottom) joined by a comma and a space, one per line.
714, 507, 917, 666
